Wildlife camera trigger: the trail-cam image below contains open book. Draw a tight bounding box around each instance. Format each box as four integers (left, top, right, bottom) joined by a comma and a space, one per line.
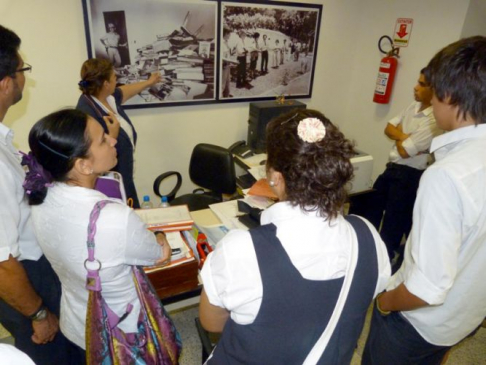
144, 231, 196, 273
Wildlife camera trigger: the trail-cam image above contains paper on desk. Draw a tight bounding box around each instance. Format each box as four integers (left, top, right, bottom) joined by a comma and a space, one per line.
236, 153, 267, 168
209, 200, 248, 231
165, 231, 191, 260
198, 224, 230, 247
248, 165, 266, 180
244, 195, 274, 210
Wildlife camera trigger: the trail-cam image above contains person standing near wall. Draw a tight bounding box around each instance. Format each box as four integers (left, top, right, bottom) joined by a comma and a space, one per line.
235, 30, 249, 89
100, 23, 126, 67
351, 69, 441, 267
249, 32, 260, 81
362, 36, 486, 365
260, 34, 269, 74
76, 58, 162, 208
221, 29, 235, 98
271, 39, 280, 69
0, 24, 72, 365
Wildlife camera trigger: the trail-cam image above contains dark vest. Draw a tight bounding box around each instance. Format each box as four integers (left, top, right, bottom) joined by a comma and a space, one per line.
209, 215, 378, 364
76, 88, 140, 208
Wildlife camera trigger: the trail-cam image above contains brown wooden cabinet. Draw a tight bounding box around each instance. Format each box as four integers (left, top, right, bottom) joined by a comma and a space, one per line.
147, 259, 200, 302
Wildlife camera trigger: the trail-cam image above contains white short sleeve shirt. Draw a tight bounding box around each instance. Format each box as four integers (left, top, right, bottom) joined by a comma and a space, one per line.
201, 202, 391, 324
388, 101, 442, 170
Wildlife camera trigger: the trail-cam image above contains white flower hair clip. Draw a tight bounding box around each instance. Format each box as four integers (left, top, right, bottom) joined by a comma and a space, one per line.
297, 117, 326, 143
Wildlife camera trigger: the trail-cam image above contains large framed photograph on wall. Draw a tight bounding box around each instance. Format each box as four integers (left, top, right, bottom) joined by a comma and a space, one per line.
219, 0, 322, 102
81, 0, 218, 108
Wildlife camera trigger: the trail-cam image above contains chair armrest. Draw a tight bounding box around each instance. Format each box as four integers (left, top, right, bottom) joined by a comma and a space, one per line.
153, 171, 182, 202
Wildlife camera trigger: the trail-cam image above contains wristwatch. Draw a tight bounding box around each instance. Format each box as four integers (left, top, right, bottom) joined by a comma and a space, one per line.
29, 305, 48, 322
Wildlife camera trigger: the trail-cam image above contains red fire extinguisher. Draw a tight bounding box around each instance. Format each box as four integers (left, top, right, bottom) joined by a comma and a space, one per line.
373, 36, 400, 104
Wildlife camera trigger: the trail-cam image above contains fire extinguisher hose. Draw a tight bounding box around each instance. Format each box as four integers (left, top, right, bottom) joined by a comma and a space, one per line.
378, 35, 400, 58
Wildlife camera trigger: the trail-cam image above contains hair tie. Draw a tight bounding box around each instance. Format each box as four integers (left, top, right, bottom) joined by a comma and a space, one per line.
21, 152, 54, 195
38, 140, 69, 159
78, 79, 89, 88
297, 117, 326, 143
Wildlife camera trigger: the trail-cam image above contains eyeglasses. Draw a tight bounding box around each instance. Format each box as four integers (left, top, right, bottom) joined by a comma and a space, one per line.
16, 63, 32, 74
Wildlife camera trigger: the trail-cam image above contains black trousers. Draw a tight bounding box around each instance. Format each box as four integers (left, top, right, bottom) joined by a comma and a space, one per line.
0, 256, 82, 365
349, 163, 424, 260
261, 51, 268, 72
236, 56, 246, 87
362, 304, 451, 365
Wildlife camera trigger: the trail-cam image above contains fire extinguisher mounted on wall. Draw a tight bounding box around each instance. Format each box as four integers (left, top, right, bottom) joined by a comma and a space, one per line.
373, 35, 400, 104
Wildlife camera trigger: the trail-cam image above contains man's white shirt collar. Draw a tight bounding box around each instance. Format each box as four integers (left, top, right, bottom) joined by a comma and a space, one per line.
431, 124, 486, 160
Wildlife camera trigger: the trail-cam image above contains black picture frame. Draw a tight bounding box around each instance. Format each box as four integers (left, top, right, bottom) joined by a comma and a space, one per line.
81, 0, 322, 108
81, 0, 219, 109
218, 0, 322, 103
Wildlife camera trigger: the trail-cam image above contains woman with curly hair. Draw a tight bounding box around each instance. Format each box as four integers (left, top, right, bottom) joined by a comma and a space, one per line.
199, 109, 391, 364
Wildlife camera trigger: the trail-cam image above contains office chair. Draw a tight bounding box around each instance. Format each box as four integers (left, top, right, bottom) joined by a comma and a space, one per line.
153, 143, 237, 211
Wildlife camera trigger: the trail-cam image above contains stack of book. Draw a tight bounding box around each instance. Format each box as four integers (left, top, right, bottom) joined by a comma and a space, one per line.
135, 205, 197, 272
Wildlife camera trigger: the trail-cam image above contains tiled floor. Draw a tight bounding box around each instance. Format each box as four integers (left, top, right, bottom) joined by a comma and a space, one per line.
171, 305, 486, 365
2, 306, 485, 364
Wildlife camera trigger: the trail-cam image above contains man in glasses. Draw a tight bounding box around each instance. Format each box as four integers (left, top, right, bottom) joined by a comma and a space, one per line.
0, 25, 71, 364
100, 22, 126, 67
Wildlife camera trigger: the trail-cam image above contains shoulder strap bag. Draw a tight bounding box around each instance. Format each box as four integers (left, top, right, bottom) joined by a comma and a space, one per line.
85, 200, 182, 364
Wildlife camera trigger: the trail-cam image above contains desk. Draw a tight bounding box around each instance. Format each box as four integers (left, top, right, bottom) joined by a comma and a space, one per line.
148, 209, 222, 305
235, 150, 374, 195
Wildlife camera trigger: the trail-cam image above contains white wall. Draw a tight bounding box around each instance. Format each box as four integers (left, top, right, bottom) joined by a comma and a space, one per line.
337, 0, 470, 178
461, 0, 486, 38
1, 0, 472, 202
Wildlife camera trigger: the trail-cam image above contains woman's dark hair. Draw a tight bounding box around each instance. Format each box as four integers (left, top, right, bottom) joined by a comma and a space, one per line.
266, 109, 356, 220
78, 58, 113, 95
424, 36, 486, 125
25, 109, 91, 205
0, 25, 21, 81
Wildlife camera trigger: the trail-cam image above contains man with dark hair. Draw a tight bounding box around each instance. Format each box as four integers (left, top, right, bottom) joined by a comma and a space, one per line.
0, 25, 70, 364
363, 36, 486, 364
260, 34, 269, 74
100, 23, 126, 67
221, 28, 235, 98
353, 69, 441, 265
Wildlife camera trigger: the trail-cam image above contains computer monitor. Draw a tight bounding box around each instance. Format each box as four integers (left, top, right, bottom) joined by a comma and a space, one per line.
247, 100, 306, 153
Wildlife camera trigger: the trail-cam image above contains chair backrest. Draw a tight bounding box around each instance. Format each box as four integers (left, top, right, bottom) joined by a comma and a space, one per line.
189, 143, 236, 194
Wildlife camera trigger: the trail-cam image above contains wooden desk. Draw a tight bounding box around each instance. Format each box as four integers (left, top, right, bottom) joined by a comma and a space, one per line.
147, 209, 222, 304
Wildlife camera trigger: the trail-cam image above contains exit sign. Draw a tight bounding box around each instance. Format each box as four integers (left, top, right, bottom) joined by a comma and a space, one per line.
394, 18, 413, 47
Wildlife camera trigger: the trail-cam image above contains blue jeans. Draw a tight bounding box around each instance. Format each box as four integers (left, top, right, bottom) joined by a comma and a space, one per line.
362, 304, 450, 365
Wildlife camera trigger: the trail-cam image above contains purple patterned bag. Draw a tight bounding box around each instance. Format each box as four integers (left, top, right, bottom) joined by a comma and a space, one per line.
85, 200, 182, 364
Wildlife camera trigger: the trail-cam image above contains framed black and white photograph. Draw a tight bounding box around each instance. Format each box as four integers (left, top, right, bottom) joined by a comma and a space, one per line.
82, 0, 218, 108
219, 0, 322, 102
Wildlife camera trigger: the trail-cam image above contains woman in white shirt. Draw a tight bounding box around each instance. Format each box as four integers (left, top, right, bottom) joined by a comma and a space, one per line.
22, 109, 171, 361
200, 109, 390, 364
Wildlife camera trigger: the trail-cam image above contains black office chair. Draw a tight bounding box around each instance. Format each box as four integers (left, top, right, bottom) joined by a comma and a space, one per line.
153, 143, 237, 211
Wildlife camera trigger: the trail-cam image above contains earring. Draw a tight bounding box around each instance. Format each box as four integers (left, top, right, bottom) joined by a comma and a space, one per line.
90, 169, 94, 175
269, 180, 275, 187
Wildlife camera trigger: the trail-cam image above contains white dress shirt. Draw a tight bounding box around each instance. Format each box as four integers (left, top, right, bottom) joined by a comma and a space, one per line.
201, 202, 391, 324
389, 124, 486, 346
31, 183, 162, 349
0, 344, 35, 365
93, 96, 135, 148
0, 123, 42, 262
388, 101, 442, 170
